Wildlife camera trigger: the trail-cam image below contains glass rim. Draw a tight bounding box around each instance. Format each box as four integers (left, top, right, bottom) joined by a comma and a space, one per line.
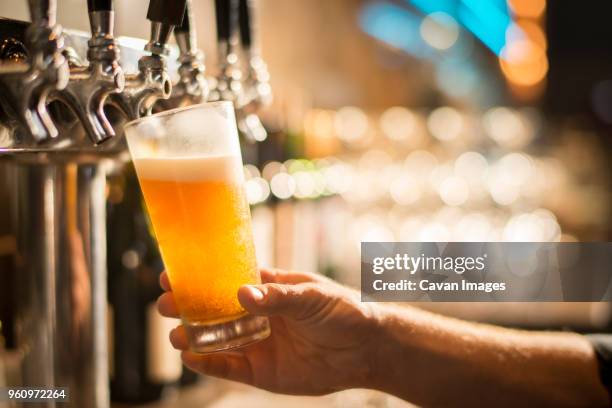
123, 100, 234, 132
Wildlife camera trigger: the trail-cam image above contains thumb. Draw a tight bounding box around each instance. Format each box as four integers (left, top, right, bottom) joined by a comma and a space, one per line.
238, 282, 326, 321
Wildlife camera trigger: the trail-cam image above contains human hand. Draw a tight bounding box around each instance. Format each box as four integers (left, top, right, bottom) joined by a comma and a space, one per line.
157, 268, 380, 395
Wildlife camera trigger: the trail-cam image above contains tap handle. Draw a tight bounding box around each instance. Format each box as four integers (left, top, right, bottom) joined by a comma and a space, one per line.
238, 0, 252, 49
88, 0, 115, 42
174, 0, 196, 52
215, 0, 236, 43
175, 0, 191, 34
87, 0, 112, 12
147, 0, 187, 26
145, 0, 187, 56
28, 0, 56, 27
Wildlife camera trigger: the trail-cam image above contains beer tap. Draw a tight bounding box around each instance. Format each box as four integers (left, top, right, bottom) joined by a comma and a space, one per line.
159, 0, 208, 109
49, 0, 124, 145
237, 0, 271, 112
110, 0, 187, 119
208, 0, 242, 103
235, 0, 271, 142
0, 0, 69, 142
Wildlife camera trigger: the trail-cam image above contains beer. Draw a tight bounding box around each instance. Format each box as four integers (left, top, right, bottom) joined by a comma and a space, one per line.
124, 101, 270, 353
134, 154, 260, 324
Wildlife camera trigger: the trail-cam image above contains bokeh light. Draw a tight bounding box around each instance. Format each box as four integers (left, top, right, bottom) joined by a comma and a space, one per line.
262, 161, 286, 181
420, 12, 460, 51
482, 107, 534, 148
427, 107, 464, 141
380, 106, 418, 142
499, 39, 548, 87
507, 0, 546, 19
270, 172, 296, 199
439, 176, 469, 206
334, 106, 369, 142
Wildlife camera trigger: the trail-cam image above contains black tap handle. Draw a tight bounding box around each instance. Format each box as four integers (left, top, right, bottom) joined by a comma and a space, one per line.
215, 0, 236, 42
238, 0, 252, 48
175, 0, 191, 34
87, 0, 112, 12
147, 0, 187, 26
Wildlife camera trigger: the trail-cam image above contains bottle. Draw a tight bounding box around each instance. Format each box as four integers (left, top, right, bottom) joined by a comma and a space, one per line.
107, 162, 182, 403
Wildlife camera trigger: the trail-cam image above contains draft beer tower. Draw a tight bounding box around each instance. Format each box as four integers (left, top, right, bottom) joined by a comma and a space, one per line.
0, 0, 191, 406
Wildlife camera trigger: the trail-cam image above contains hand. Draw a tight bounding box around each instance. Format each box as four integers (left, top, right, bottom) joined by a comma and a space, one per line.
157, 268, 380, 395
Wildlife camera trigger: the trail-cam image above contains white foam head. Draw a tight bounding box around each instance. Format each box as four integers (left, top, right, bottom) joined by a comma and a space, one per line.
134, 155, 244, 183
124, 102, 241, 160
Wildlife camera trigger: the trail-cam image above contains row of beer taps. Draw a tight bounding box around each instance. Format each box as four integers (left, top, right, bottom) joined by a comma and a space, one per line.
0, 0, 271, 150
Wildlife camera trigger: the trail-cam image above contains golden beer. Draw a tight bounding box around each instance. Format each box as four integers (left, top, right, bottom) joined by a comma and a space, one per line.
125, 102, 270, 353
136, 155, 260, 324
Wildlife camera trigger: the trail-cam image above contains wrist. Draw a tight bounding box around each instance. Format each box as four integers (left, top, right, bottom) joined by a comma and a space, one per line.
364, 303, 412, 393
366, 304, 440, 401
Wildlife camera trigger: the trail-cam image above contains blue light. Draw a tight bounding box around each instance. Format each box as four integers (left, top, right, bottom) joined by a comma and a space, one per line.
409, 0, 456, 15
405, 0, 513, 55
459, 0, 511, 54
359, 2, 434, 59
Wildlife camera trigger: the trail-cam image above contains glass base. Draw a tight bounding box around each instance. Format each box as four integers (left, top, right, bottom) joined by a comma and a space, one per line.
184, 314, 271, 354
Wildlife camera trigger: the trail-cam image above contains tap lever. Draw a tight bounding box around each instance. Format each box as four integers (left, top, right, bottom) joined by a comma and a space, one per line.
215, 0, 234, 44
238, 0, 252, 49
87, 0, 112, 11
175, 0, 198, 55
209, 0, 242, 102
147, 0, 187, 26
237, 0, 270, 112
175, 1, 192, 35
163, 0, 208, 106
145, 0, 187, 56
161, 0, 208, 109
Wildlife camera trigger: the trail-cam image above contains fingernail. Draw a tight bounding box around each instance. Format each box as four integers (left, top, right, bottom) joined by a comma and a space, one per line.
247, 285, 264, 302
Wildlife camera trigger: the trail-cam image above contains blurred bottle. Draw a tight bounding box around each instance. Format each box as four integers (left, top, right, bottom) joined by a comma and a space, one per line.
107, 163, 182, 403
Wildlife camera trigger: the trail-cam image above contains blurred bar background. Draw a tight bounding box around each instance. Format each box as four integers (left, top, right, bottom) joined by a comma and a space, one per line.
1, 0, 612, 407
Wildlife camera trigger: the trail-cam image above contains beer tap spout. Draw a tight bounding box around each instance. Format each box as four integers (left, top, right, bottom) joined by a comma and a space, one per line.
0, 0, 69, 142
50, 0, 124, 145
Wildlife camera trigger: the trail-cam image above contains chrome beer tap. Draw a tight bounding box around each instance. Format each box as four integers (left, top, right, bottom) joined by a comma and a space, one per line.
208, 0, 243, 103
235, 0, 271, 142
0, 0, 69, 142
49, 0, 124, 144
109, 0, 187, 119
237, 0, 271, 112
159, 0, 208, 109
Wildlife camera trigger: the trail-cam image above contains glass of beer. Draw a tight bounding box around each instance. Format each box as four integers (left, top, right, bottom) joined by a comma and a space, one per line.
124, 102, 270, 353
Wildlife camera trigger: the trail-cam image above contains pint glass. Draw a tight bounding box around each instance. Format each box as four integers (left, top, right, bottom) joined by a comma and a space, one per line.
124, 102, 270, 353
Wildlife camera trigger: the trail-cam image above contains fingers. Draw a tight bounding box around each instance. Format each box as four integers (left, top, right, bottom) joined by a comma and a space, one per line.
260, 268, 328, 285
157, 292, 180, 318
169, 325, 189, 349
160, 271, 172, 292
181, 351, 253, 385
238, 282, 327, 321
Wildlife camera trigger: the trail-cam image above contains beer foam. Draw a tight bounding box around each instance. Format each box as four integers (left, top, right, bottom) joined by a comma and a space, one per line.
134, 155, 244, 183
